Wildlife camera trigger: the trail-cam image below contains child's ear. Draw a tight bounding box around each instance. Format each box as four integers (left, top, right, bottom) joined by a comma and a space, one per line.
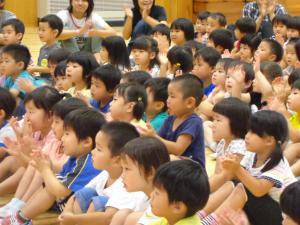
16, 61, 25, 71
170, 201, 187, 216
149, 51, 156, 60
0, 109, 6, 121
81, 136, 93, 149
126, 102, 135, 113
53, 29, 59, 37
215, 45, 224, 54
269, 54, 277, 62
245, 80, 253, 90
264, 135, 276, 147
16, 33, 23, 42
146, 167, 156, 183
154, 101, 164, 112
112, 155, 121, 165
185, 97, 196, 109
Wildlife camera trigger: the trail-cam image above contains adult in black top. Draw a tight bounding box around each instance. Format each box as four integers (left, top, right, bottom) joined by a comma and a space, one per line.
123, 0, 167, 40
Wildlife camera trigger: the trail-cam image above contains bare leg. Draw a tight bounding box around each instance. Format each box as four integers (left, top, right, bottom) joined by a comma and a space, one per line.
86, 202, 96, 213
0, 156, 21, 181
291, 160, 300, 177
62, 195, 82, 214
124, 212, 143, 225
0, 167, 25, 196
283, 143, 300, 165
110, 209, 133, 225
21, 170, 43, 202
14, 165, 36, 199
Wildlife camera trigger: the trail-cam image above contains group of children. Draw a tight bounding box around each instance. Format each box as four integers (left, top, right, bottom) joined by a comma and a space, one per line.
0, 1, 299, 225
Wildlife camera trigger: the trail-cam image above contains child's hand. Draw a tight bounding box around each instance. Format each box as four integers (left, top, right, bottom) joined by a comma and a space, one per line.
75, 91, 91, 107
158, 52, 168, 65
222, 154, 241, 173
267, 0, 276, 15
123, 4, 133, 18
272, 76, 290, 102
2, 137, 31, 165
217, 208, 250, 225
222, 49, 232, 58
58, 212, 76, 225
142, 4, 151, 20
275, 33, 285, 46
30, 148, 52, 172
17, 78, 36, 93
253, 52, 261, 74
137, 122, 157, 137
26, 66, 36, 75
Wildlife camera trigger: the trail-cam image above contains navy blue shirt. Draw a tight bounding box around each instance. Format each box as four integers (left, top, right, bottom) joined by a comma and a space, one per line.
158, 113, 205, 168
90, 99, 111, 114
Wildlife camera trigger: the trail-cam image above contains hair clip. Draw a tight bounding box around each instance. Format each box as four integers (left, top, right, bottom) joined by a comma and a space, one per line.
175, 63, 181, 68
278, 140, 282, 145
138, 97, 142, 101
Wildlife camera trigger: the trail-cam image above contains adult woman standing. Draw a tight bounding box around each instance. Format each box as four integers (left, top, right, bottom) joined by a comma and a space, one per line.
57, 0, 116, 57
123, 0, 167, 40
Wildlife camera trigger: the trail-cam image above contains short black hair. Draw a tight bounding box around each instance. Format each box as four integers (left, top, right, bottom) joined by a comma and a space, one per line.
91, 64, 121, 92
287, 37, 300, 46
67, 51, 99, 88
287, 16, 300, 31
272, 14, 290, 26
209, 29, 234, 51
260, 61, 283, 82
197, 11, 210, 20
52, 97, 87, 120
227, 61, 255, 83
170, 18, 195, 42
122, 137, 170, 176
2, 44, 31, 70
184, 40, 205, 53
213, 97, 251, 138
262, 39, 284, 62
292, 79, 300, 91
240, 33, 262, 53
101, 122, 140, 156
288, 68, 300, 86
280, 180, 300, 224
167, 46, 193, 73
64, 107, 106, 148
0, 87, 16, 120
68, 0, 94, 18
151, 24, 171, 44
296, 39, 300, 60
171, 74, 204, 106
122, 71, 151, 85
2, 18, 25, 35
208, 12, 227, 27
48, 48, 71, 65
217, 58, 235, 73
54, 60, 67, 78
154, 160, 209, 217
195, 46, 221, 68
116, 83, 147, 120
39, 14, 63, 37
235, 17, 256, 34
144, 78, 170, 112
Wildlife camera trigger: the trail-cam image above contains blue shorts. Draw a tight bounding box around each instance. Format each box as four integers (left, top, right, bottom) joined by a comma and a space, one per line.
74, 187, 109, 213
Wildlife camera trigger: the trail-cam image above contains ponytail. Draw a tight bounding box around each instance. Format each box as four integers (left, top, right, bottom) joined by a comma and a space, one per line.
133, 97, 146, 120
261, 142, 283, 172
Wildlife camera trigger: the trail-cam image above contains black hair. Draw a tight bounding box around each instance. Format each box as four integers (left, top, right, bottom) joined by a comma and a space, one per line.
227, 61, 255, 83
91, 64, 121, 92
272, 14, 290, 26
101, 36, 130, 70
240, 33, 262, 53
2, 44, 31, 70
122, 136, 170, 176
217, 58, 235, 73
64, 107, 106, 148
122, 71, 152, 85
292, 79, 300, 91
48, 48, 71, 65
197, 11, 210, 20
209, 29, 234, 51
39, 14, 63, 37
296, 39, 300, 60
24, 86, 68, 114
54, 60, 67, 78
101, 122, 140, 156
67, 51, 99, 88
116, 83, 147, 120
171, 74, 204, 106
248, 110, 288, 172
0, 87, 16, 120
208, 12, 227, 27
287, 37, 300, 46
261, 39, 284, 62
213, 97, 251, 138
151, 24, 171, 44
235, 17, 256, 34
52, 97, 87, 120
154, 160, 209, 217
288, 68, 300, 86
170, 18, 195, 42
195, 46, 221, 68
130, 35, 159, 69
1, 18, 25, 35
287, 16, 300, 31
144, 77, 171, 112
68, 0, 94, 18
167, 46, 193, 73
280, 180, 300, 225
184, 40, 205, 54
260, 61, 283, 82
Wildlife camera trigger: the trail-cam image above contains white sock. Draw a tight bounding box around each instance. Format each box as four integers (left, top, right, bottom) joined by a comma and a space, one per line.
10, 199, 26, 211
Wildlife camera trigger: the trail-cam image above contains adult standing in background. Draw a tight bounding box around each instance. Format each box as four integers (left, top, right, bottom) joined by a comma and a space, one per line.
243, 0, 287, 39
0, 0, 16, 45
123, 0, 167, 40
57, 0, 116, 59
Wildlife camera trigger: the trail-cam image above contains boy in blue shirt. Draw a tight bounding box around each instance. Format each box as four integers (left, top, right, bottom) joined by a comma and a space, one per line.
2, 108, 106, 225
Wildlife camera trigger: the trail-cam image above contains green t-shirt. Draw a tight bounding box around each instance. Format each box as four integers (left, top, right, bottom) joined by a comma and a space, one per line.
150, 215, 202, 225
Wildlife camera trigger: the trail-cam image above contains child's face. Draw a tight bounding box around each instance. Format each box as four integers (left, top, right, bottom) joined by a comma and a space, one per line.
245, 130, 271, 153
150, 187, 173, 219
38, 22, 58, 43
195, 19, 207, 34
287, 28, 300, 39
121, 155, 149, 193
99, 47, 109, 64
91, 131, 114, 170
207, 17, 221, 35
48, 62, 57, 77
1, 53, 22, 76
90, 77, 111, 102
61, 127, 85, 156
66, 62, 83, 84
152, 32, 169, 49
2, 25, 22, 45
110, 92, 128, 121
55, 75, 72, 91
192, 56, 212, 81
225, 67, 248, 92
146, 87, 163, 117
273, 22, 287, 38
25, 100, 50, 132
239, 44, 253, 63
256, 41, 274, 62
285, 44, 298, 67
212, 63, 226, 86
170, 28, 185, 46
131, 49, 152, 68
287, 88, 300, 112
51, 115, 64, 140
212, 112, 232, 142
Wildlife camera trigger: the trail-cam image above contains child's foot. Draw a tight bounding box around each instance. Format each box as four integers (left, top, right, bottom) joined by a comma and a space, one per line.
2, 212, 31, 225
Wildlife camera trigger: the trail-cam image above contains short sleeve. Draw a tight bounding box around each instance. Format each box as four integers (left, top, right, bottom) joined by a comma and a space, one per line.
259, 161, 286, 188
216, 140, 225, 158
176, 117, 201, 140
105, 191, 137, 210
158, 116, 172, 138
85, 171, 108, 191
153, 6, 167, 21
57, 10, 69, 25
